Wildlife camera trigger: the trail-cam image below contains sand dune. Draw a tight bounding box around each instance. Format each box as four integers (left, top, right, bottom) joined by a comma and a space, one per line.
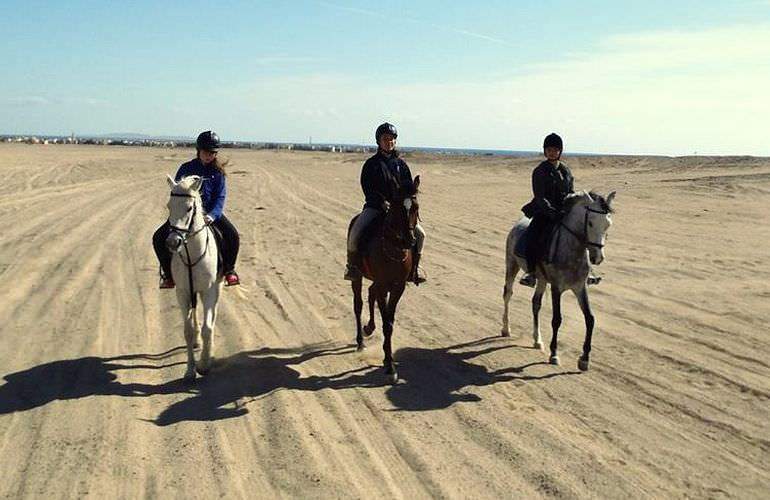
0, 144, 768, 498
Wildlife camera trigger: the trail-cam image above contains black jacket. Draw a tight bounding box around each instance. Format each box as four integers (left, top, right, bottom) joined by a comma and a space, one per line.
360, 151, 413, 209
521, 160, 574, 220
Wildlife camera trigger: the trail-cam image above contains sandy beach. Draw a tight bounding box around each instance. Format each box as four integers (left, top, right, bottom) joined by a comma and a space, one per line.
0, 144, 768, 498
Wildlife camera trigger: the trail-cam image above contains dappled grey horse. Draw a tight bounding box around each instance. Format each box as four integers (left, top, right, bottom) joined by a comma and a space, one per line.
501, 191, 615, 371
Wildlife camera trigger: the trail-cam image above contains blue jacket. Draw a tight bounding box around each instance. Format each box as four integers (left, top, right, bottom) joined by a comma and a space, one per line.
175, 158, 227, 221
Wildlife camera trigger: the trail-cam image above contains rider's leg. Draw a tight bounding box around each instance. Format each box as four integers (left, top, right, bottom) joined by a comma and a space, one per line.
345, 208, 380, 280
411, 223, 427, 285
520, 217, 545, 287
213, 215, 240, 285
153, 222, 174, 288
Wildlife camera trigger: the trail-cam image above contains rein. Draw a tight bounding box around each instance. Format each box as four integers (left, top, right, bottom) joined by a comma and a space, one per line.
380, 198, 417, 263
168, 191, 212, 308
559, 206, 608, 249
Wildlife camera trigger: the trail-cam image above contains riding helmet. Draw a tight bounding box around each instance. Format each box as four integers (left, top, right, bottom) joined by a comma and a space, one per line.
196, 130, 221, 151
375, 122, 398, 142
543, 132, 563, 151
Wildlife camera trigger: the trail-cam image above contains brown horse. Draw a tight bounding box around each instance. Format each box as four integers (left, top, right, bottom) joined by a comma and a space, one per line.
351, 176, 420, 384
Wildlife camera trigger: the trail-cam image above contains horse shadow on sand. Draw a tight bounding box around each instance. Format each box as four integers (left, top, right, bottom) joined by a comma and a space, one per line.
0, 337, 579, 425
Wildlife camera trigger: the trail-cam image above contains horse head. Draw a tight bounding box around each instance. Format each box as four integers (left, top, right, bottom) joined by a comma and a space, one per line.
385, 175, 420, 250
563, 190, 615, 265
165, 175, 205, 253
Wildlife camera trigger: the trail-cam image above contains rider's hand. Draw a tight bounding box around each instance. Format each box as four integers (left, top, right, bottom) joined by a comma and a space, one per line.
381, 200, 391, 212
203, 215, 213, 225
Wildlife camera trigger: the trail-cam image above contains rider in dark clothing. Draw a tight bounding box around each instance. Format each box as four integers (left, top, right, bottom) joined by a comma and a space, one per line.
345, 122, 426, 284
519, 133, 600, 287
152, 130, 241, 288
519, 133, 574, 286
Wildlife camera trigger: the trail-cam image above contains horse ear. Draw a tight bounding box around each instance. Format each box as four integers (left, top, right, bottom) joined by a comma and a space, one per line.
607, 191, 616, 207
413, 175, 420, 192
166, 174, 176, 188
190, 176, 203, 191
584, 191, 594, 205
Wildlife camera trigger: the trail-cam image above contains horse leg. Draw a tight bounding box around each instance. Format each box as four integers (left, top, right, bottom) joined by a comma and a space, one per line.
179, 301, 197, 383
353, 278, 365, 351
196, 285, 221, 376
501, 257, 519, 337
573, 286, 594, 371
363, 283, 376, 337
381, 282, 405, 384
532, 280, 547, 350
549, 286, 563, 365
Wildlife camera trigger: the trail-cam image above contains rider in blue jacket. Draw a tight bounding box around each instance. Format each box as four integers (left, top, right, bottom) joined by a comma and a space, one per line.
152, 130, 241, 288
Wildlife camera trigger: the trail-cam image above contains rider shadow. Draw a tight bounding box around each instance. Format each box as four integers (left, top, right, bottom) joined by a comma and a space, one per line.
0, 347, 191, 415
151, 343, 360, 426
377, 337, 581, 411
0, 339, 579, 424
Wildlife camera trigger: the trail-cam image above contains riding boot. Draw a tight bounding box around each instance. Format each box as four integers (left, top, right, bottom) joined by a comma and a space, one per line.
159, 266, 175, 289
411, 252, 427, 285
344, 251, 362, 281
520, 257, 537, 288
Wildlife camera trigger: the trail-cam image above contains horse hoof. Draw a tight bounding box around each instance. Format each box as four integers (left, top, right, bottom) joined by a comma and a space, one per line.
385, 371, 398, 385
363, 324, 375, 337
183, 372, 196, 383
534, 341, 544, 350
578, 357, 590, 371
196, 367, 210, 376
356, 343, 365, 352
549, 355, 560, 366
501, 328, 510, 337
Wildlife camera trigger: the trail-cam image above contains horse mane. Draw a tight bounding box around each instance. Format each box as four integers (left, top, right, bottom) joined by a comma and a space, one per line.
588, 191, 615, 213
173, 175, 202, 195
564, 190, 614, 213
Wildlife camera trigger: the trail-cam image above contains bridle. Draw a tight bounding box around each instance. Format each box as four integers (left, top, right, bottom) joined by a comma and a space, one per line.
168, 191, 212, 308
559, 205, 609, 249
381, 196, 418, 262
169, 193, 209, 246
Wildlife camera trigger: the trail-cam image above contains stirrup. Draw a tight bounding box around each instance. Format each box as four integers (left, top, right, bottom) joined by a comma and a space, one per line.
224, 271, 240, 287
519, 273, 536, 288
412, 267, 427, 285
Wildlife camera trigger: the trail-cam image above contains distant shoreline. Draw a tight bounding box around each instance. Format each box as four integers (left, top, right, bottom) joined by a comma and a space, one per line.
2, 135, 766, 158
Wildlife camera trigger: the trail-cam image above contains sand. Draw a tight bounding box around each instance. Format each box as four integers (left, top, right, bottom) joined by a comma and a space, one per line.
0, 144, 768, 498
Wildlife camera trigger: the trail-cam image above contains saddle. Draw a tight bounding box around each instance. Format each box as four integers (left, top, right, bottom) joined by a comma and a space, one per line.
514, 220, 559, 264
209, 224, 225, 275
347, 213, 386, 253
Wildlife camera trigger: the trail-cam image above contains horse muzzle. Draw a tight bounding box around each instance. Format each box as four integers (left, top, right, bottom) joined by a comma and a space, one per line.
589, 247, 604, 265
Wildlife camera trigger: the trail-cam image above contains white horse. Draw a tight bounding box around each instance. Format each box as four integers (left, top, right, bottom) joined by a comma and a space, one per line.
165, 175, 222, 382
501, 191, 615, 371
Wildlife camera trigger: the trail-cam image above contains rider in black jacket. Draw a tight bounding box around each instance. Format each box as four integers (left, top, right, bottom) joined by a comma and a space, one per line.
345, 122, 426, 284
519, 133, 573, 286
519, 133, 601, 287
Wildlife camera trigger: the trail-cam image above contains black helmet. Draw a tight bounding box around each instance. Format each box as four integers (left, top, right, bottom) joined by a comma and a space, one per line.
196, 130, 220, 151
375, 122, 398, 142
543, 133, 563, 151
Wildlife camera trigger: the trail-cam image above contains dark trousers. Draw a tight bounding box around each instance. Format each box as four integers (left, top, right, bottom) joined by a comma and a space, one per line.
152, 215, 240, 279
525, 215, 552, 272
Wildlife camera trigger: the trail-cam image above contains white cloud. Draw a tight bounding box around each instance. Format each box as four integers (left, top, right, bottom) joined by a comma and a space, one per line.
3, 97, 50, 106
253, 56, 327, 65
320, 1, 513, 47
223, 24, 770, 155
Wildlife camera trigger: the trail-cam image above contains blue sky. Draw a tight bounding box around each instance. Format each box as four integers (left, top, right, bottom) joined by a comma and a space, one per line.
3, 0, 769, 155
